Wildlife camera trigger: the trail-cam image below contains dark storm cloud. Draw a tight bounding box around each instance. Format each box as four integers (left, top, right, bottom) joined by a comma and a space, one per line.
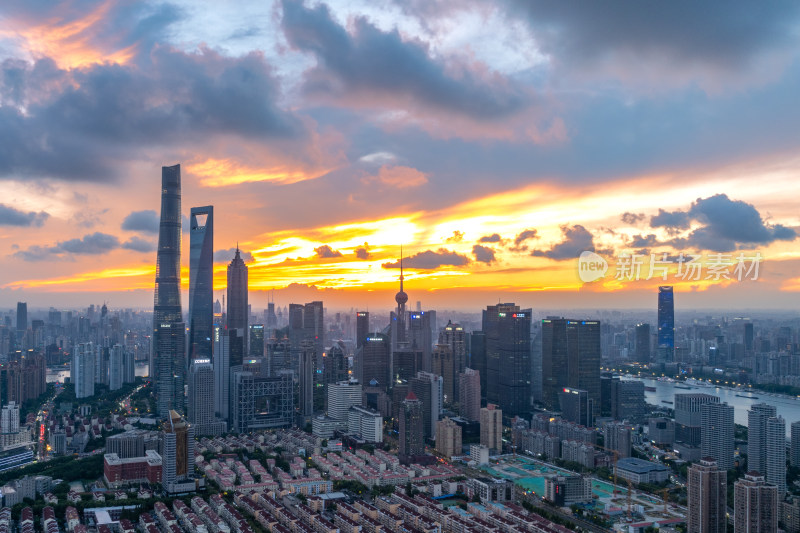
472, 244, 496, 264
121, 210, 159, 234
58, 232, 120, 254
121, 236, 156, 253
513, 229, 538, 246
503, 0, 800, 69
621, 212, 645, 225
664, 194, 797, 252
280, 0, 528, 120
0, 45, 301, 182
214, 248, 254, 263
0, 204, 49, 227
14, 231, 121, 261
478, 233, 503, 243
532, 225, 597, 260
355, 245, 371, 260
650, 209, 691, 232
382, 248, 470, 269
628, 234, 659, 248
314, 245, 343, 258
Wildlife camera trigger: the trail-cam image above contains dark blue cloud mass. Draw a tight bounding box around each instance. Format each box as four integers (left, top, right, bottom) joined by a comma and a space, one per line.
281, 0, 529, 120
0, 203, 49, 227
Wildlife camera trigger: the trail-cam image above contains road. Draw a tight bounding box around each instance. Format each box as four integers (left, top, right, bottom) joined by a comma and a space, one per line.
36, 383, 64, 461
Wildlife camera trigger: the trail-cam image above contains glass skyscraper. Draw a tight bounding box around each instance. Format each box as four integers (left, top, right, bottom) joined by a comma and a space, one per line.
657, 286, 675, 361
188, 206, 213, 363
483, 303, 532, 417
153, 164, 185, 418
542, 317, 601, 416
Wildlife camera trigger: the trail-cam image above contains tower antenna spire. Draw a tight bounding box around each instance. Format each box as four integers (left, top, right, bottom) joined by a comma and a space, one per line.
400, 244, 404, 291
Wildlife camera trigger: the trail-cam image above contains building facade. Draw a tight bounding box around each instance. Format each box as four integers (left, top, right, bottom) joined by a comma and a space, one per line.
734, 472, 778, 533
153, 164, 184, 417
188, 206, 214, 363
687, 459, 727, 533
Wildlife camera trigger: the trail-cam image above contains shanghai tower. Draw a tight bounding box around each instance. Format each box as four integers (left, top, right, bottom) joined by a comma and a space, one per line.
188, 206, 214, 362
153, 164, 186, 418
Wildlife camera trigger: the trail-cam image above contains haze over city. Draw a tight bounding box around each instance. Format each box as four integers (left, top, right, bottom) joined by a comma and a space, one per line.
1, 1, 799, 310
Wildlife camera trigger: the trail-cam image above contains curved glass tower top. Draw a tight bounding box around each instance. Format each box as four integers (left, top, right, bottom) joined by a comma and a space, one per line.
154, 164, 183, 324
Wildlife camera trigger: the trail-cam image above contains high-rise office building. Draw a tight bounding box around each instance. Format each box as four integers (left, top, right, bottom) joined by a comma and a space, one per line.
701, 402, 734, 471
436, 417, 462, 459
123, 349, 135, 384
675, 393, 719, 446
299, 339, 315, 419
432, 344, 454, 403
609, 379, 645, 421
470, 331, 487, 401
161, 410, 195, 494
791, 421, 800, 467
154, 321, 186, 417
188, 359, 223, 436
95, 345, 109, 385
356, 312, 369, 349
734, 472, 778, 533
440, 321, 467, 377
603, 421, 632, 458
213, 326, 230, 422
188, 206, 213, 363
227, 247, 249, 348
542, 318, 600, 416
267, 337, 292, 376
480, 404, 503, 453
230, 372, 293, 432
357, 333, 390, 390
766, 416, 786, 496
410, 371, 443, 440
559, 387, 592, 427
392, 345, 421, 384
15, 302, 27, 334
458, 368, 481, 421
153, 164, 184, 417
484, 304, 532, 417
249, 324, 265, 357
109, 344, 123, 391
688, 458, 727, 533
744, 323, 754, 354
72, 342, 95, 399
1, 402, 19, 435
399, 390, 424, 461
657, 286, 675, 361
635, 323, 651, 364
748, 403, 777, 476
323, 342, 348, 410
303, 301, 324, 364
408, 311, 434, 372
327, 380, 363, 423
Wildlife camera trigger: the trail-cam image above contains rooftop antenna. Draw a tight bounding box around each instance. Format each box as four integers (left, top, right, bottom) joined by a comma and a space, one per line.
399, 244, 404, 293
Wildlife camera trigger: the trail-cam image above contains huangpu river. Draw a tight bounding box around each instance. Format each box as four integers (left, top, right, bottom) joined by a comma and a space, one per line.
623, 376, 800, 437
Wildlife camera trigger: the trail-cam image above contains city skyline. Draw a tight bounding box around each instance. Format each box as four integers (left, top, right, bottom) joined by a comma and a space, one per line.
0, 2, 799, 310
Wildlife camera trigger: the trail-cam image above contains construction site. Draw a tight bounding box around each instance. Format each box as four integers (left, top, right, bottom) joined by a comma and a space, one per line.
480, 455, 687, 529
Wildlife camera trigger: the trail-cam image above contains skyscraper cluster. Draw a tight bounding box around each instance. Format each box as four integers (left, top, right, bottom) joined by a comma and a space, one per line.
151, 164, 292, 434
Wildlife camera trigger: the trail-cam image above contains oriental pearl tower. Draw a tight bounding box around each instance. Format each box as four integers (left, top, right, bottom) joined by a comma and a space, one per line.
394, 246, 407, 344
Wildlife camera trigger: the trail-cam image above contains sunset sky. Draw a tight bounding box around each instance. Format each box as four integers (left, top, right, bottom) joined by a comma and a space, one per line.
1, 0, 800, 311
